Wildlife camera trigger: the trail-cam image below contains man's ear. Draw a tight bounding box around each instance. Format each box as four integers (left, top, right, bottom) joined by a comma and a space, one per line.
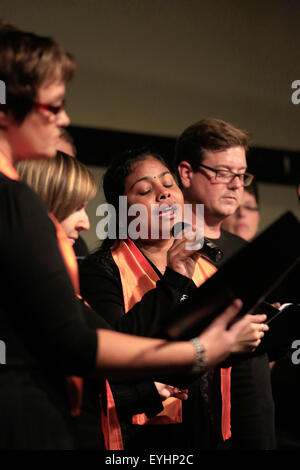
177, 161, 193, 189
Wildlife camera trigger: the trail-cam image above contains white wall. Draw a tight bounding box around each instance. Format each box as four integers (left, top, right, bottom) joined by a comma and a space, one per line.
3, 0, 299, 249
3, 0, 300, 152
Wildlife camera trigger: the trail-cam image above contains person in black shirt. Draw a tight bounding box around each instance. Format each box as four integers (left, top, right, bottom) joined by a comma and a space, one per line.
80, 148, 267, 449
175, 118, 276, 449
0, 26, 252, 449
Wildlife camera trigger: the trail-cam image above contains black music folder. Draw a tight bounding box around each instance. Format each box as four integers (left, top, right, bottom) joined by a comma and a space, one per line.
163, 211, 300, 346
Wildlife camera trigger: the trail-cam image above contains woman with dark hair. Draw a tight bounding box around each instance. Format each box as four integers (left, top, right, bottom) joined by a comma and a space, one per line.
17, 151, 189, 449
79, 148, 267, 450
0, 27, 253, 449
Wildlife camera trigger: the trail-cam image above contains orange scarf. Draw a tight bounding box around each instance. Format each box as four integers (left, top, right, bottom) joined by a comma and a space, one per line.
0, 152, 122, 447
106, 238, 232, 442
112, 238, 231, 441
49, 215, 123, 447
0, 153, 84, 418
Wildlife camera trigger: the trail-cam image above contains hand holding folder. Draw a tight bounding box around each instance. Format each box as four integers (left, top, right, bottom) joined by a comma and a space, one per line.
163, 212, 300, 358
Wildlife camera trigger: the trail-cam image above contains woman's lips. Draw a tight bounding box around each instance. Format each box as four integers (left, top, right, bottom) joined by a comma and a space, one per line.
156, 204, 178, 219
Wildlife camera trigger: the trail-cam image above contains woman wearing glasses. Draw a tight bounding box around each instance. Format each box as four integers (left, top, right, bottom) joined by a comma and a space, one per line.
0, 26, 254, 449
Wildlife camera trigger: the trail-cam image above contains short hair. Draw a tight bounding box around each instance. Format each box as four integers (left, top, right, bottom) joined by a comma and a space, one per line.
103, 147, 170, 209
16, 152, 97, 222
0, 25, 75, 123
174, 118, 251, 174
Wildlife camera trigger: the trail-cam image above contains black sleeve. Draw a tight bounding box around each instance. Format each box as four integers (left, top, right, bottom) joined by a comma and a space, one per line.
110, 381, 163, 419
80, 255, 196, 337
0, 179, 99, 376
79, 297, 164, 417
230, 354, 276, 449
79, 250, 197, 416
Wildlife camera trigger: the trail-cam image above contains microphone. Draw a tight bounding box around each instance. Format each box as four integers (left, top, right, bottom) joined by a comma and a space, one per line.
171, 222, 223, 264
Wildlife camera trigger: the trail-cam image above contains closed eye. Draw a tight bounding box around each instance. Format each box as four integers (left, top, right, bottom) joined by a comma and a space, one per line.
138, 188, 152, 195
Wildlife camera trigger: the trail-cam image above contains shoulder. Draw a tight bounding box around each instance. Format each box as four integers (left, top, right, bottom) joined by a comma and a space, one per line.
220, 229, 247, 249
206, 230, 247, 267
79, 242, 121, 282
0, 172, 53, 230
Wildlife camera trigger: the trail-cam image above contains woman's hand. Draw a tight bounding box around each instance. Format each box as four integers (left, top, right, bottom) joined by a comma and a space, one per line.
154, 382, 188, 401
230, 314, 269, 353
198, 299, 252, 367
167, 236, 202, 279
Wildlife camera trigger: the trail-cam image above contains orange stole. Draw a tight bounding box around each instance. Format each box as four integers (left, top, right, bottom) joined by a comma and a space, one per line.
48, 214, 83, 417
111, 238, 217, 427
49, 216, 123, 447
190, 256, 232, 441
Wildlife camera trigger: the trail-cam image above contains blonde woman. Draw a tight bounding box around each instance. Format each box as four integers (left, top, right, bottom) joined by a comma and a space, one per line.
0, 26, 251, 449
17, 151, 192, 449
17, 151, 95, 247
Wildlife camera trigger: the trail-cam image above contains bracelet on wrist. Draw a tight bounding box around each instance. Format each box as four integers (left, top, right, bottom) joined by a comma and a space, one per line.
190, 337, 207, 374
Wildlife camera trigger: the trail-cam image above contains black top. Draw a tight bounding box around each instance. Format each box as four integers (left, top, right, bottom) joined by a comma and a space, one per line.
79, 241, 196, 336
206, 229, 247, 267
73, 236, 89, 260
208, 229, 276, 449
0, 172, 105, 449
79, 241, 215, 450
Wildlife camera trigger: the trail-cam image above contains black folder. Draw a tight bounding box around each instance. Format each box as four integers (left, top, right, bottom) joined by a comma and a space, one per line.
163, 211, 300, 343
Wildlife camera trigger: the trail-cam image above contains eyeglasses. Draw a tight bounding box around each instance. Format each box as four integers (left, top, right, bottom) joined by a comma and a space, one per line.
34, 99, 66, 116
197, 163, 254, 187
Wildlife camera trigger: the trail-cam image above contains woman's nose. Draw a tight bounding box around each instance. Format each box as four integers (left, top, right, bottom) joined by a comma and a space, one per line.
56, 109, 70, 127
78, 210, 90, 231
157, 188, 171, 201
236, 205, 246, 217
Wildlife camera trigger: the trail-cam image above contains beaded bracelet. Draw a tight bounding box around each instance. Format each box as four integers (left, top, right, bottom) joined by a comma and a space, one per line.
190, 337, 207, 374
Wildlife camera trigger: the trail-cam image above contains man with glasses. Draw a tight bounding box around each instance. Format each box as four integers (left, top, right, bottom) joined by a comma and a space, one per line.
174, 118, 276, 450
175, 118, 254, 265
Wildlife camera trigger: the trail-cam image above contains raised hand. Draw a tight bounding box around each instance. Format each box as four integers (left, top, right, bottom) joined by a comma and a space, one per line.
154, 382, 188, 401
198, 299, 251, 367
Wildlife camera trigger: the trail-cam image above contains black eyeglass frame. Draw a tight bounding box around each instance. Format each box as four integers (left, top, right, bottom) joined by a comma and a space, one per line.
197, 163, 254, 187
